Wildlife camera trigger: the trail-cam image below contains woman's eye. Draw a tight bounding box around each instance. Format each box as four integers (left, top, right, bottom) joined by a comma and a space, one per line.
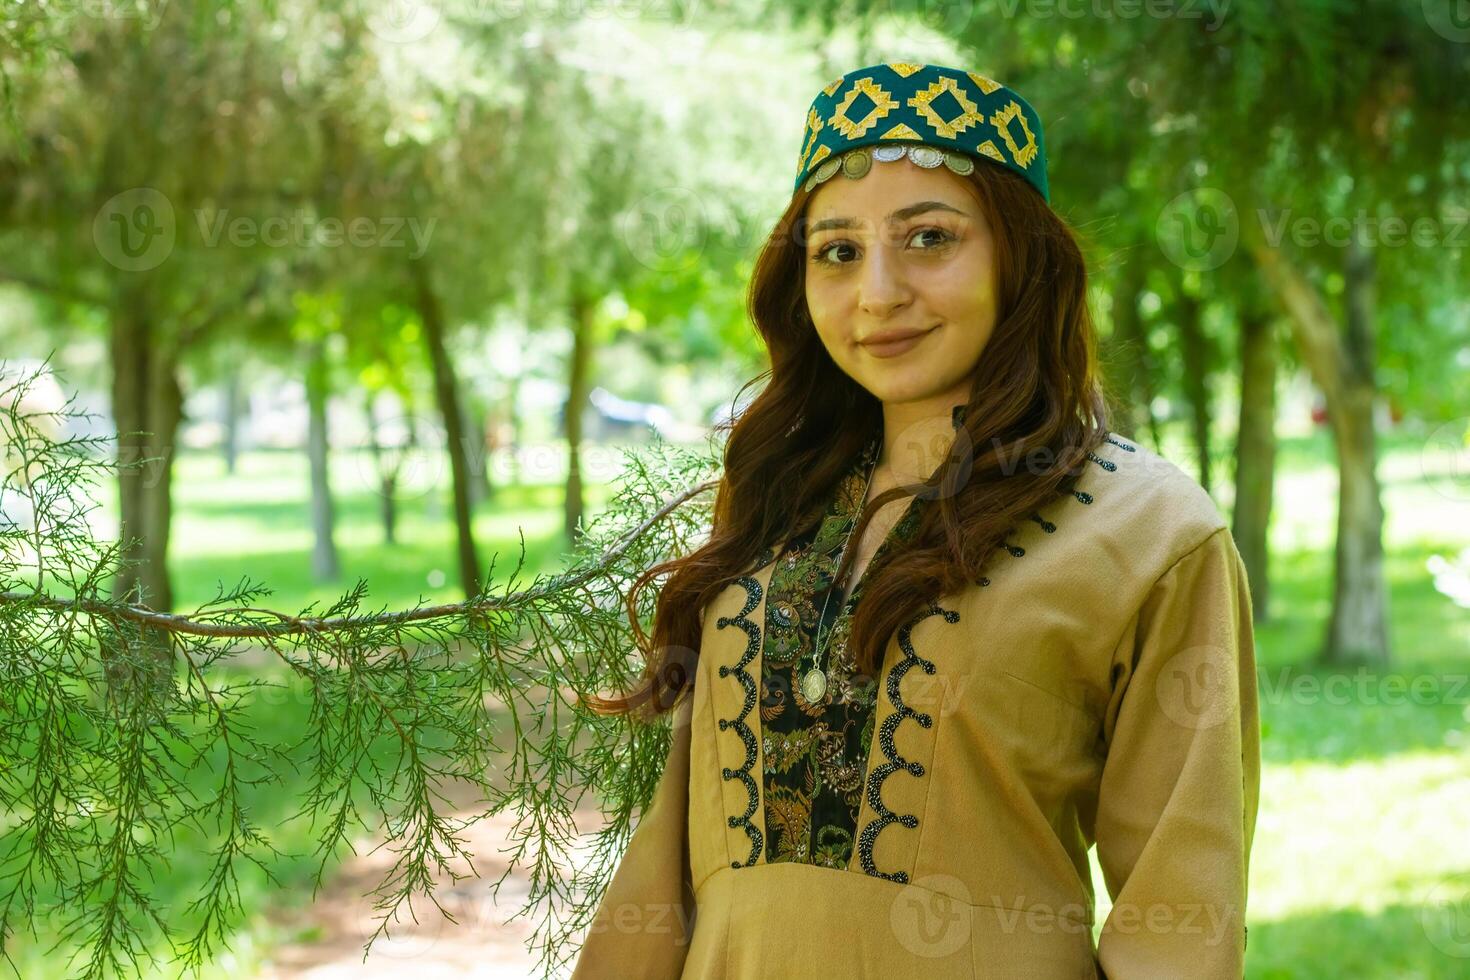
817, 226, 952, 264
814, 241, 858, 265
909, 227, 955, 249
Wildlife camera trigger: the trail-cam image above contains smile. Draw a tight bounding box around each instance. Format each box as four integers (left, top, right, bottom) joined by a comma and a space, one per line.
858, 324, 939, 359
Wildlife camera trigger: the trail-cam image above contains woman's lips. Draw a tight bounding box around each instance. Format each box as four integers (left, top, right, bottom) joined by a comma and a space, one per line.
859, 324, 938, 359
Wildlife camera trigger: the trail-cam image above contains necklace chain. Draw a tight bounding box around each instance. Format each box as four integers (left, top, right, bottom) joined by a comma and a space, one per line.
801, 438, 880, 704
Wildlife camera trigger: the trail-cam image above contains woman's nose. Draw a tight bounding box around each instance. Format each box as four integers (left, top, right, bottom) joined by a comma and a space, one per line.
857, 243, 913, 319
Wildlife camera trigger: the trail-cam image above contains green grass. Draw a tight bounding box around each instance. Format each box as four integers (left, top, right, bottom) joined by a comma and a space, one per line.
7, 431, 1470, 976
160, 447, 620, 612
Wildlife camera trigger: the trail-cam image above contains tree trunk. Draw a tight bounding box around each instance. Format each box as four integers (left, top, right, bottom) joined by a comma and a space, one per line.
504, 374, 523, 485
472, 404, 494, 504
110, 290, 180, 613
1330, 235, 1390, 663
305, 338, 340, 582
221, 368, 242, 475
1231, 301, 1278, 622
563, 294, 594, 544
1246, 226, 1389, 664
1106, 249, 1160, 446
364, 393, 397, 546
411, 260, 481, 599
1176, 290, 1212, 495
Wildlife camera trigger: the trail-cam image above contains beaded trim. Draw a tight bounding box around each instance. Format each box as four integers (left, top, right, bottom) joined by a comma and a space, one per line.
977, 432, 1133, 586
715, 574, 765, 869
802, 141, 976, 193
855, 602, 960, 883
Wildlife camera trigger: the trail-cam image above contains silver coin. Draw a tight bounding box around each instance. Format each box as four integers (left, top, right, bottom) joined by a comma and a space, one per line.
942, 151, 975, 175
872, 144, 907, 163
801, 668, 828, 703
841, 148, 872, 179
907, 145, 944, 169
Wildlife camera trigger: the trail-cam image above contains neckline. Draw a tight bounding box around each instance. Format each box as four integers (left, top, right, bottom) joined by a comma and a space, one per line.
828, 439, 925, 614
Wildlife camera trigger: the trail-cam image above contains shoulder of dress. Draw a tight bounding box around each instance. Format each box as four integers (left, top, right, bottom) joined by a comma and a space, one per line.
1062, 432, 1230, 573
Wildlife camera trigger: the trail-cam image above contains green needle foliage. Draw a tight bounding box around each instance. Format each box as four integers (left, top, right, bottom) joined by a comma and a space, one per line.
0, 359, 717, 979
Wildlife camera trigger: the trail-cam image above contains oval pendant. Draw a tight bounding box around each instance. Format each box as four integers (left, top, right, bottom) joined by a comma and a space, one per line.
801, 668, 828, 703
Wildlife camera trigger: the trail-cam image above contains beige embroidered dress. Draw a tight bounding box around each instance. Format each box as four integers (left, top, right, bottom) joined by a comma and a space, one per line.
572, 431, 1261, 979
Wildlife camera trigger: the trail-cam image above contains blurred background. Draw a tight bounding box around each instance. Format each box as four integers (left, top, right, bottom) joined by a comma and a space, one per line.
1, 0, 1468, 977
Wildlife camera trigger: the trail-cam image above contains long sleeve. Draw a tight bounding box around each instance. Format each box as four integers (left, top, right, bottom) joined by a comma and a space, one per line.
1091, 526, 1262, 979
571, 691, 696, 980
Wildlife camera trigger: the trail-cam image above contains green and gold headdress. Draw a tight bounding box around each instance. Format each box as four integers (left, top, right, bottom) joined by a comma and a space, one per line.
793, 62, 1049, 204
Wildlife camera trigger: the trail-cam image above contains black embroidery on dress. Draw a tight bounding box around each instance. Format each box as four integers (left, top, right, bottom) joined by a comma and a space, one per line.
715, 574, 765, 868
757, 434, 925, 869
856, 602, 960, 884
979, 436, 1131, 586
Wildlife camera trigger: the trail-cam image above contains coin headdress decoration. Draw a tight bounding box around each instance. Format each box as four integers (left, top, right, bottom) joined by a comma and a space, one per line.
793, 62, 1049, 203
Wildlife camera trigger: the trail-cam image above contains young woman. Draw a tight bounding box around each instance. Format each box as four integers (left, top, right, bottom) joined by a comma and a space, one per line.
573, 62, 1260, 979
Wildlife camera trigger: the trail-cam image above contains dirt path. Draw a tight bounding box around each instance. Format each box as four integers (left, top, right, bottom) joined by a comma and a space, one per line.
256, 800, 606, 979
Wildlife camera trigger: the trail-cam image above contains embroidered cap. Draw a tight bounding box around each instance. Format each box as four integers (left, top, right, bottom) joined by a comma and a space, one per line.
793, 62, 1049, 204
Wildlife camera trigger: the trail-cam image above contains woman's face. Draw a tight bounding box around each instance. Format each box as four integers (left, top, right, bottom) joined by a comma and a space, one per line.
802, 158, 998, 408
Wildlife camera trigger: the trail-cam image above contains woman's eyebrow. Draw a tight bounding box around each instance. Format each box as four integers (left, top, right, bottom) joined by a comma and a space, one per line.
808, 200, 969, 234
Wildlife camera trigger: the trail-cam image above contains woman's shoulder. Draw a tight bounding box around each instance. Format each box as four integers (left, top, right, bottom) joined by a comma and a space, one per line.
1058, 431, 1232, 579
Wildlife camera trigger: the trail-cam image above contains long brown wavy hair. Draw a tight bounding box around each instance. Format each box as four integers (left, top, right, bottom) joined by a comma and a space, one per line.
583, 159, 1109, 721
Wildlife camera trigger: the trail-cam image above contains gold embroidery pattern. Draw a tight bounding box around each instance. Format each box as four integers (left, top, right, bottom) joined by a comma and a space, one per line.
907, 76, 983, 140
967, 71, 1001, 95
828, 77, 897, 139
796, 107, 825, 174
791, 64, 1049, 204
990, 99, 1039, 168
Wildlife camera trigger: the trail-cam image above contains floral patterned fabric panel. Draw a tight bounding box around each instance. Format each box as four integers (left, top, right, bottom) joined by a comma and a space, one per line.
758, 436, 927, 869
